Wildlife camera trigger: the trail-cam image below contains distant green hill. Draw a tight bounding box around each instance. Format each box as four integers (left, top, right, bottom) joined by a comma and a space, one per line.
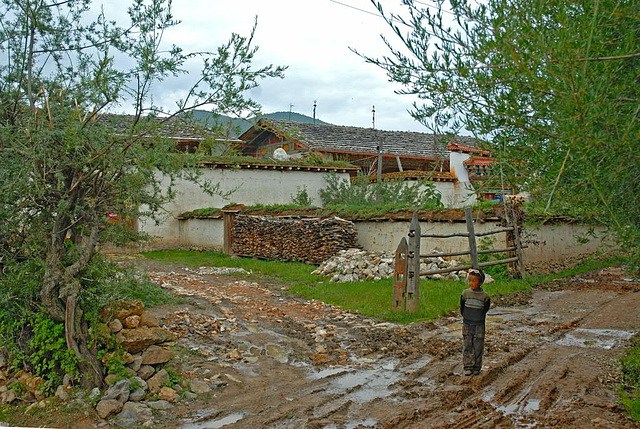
184, 110, 330, 138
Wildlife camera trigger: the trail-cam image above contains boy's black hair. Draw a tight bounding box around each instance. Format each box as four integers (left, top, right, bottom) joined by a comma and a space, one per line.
469, 269, 485, 284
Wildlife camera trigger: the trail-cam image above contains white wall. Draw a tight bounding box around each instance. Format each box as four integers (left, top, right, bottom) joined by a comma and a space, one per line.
139, 167, 351, 245
448, 151, 477, 206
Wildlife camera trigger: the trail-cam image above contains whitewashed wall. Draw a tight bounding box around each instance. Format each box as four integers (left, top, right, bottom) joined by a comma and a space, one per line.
153, 217, 609, 268
138, 167, 351, 245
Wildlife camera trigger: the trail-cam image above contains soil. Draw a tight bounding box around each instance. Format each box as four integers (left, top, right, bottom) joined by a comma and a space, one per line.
32, 260, 640, 428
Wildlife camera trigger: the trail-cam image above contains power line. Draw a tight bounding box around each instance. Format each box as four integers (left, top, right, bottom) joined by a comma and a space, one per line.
413, 0, 457, 16
328, 0, 410, 26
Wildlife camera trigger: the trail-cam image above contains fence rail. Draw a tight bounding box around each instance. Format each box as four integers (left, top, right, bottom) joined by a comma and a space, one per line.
393, 207, 525, 313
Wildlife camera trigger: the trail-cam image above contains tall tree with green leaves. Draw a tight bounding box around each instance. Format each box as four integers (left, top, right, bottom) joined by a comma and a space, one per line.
361, 0, 639, 266
0, 0, 285, 386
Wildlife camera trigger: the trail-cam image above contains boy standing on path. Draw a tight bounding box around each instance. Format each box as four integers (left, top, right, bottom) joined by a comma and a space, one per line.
460, 269, 491, 376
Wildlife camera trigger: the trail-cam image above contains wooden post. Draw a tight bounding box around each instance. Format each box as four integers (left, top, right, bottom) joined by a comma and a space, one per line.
222, 210, 239, 255
393, 238, 408, 311
465, 208, 479, 269
406, 212, 421, 313
512, 220, 526, 279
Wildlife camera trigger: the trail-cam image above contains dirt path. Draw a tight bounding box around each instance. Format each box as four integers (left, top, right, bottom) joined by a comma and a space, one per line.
123, 259, 640, 428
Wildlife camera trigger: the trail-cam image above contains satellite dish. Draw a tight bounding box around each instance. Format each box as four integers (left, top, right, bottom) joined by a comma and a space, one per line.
273, 148, 290, 161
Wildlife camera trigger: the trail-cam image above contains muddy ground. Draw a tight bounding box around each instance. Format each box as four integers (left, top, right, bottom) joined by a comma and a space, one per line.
97, 260, 639, 428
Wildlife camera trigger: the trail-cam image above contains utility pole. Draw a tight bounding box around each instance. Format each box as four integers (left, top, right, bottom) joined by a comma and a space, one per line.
313, 100, 317, 124
289, 103, 294, 121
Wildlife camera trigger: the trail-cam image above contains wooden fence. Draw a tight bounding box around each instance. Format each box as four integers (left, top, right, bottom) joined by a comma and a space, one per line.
393, 207, 525, 313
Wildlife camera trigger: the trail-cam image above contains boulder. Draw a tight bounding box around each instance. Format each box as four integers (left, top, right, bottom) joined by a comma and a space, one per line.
101, 300, 144, 323
114, 402, 153, 427
158, 386, 178, 403
129, 388, 147, 402
132, 376, 148, 392
147, 369, 169, 394
141, 345, 174, 365
104, 374, 118, 386
147, 400, 173, 410
108, 319, 123, 333
137, 365, 155, 381
55, 385, 70, 401
139, 312, 160, 328
115, 326, 176, 353
96, 399, 123, 419
101, 379, 130, 403
128, 355, 143, 372
124, 315, 141, 329
189, 380, 211, 395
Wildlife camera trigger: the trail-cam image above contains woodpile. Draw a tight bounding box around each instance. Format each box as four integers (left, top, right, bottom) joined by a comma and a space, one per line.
231, 215, 359, 264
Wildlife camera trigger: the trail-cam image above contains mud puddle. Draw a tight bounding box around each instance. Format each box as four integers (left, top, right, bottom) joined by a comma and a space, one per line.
555, 328, 635, 349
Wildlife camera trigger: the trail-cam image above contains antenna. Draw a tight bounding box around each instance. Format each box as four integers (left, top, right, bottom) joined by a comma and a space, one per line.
313, 100, 317, 124
289, 103, 294, 121
372, 105, 376, 129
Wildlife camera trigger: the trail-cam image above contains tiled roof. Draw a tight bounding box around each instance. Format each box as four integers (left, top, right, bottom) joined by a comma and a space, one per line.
464, 156, 494, 167
447, 141, 490, 156
243, 119, 480, 160
96, 114, 214, 140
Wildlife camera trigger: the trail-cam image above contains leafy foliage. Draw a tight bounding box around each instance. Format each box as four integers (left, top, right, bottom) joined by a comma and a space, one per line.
363, 0, 639, 271
620, 335, 640, 420
290, 186, 314, 206
319, 173, 443, 208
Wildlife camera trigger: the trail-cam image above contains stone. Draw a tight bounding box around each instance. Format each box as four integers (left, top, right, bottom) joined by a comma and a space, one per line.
104, 374, 118, 386
484, 273, 495, 284
137, 365, 155, 381
132, 376, 148, 392
158, 387, 178, 403
124, 315, 141, 329
128, 355, 143, 372
96, 399, 123, 419
62, 373, 72, 387
147, 400, 173, 410
114, 402, 153, 426
101, 379, 130, 403
141, 345, 174, 365
129, 388, 147, 402
139, 312, 160, 328
115, 326, 177, 353
101, 300, 144, 323
183, 391, 197, 401
189, 380, 211, 394
108, 318, 123, 333
55, 385, 70, 401
1, 390, 17, 404
89, 387, 101, 402
147, 369, 170, 394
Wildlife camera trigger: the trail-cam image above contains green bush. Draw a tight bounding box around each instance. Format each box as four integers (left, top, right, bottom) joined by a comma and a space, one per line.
290, 186, 313, 206
621, 335, 640, 420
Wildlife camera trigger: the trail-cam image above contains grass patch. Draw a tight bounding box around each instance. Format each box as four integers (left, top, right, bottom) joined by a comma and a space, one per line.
142, 251, 622, 323
620, 334, 640, 421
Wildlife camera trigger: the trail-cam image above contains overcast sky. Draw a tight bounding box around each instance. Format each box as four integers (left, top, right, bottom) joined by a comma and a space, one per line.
104, 0, 436, 132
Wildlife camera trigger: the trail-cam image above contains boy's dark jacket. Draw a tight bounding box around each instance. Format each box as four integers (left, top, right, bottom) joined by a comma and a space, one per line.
460, 288, 491, 325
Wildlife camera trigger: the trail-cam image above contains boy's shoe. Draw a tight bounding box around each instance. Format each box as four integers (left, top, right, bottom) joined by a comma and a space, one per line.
464, 369, 473, 376
473, 370, 480, 375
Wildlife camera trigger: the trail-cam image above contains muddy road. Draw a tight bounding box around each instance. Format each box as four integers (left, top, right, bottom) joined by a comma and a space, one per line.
125, 259, 639, 428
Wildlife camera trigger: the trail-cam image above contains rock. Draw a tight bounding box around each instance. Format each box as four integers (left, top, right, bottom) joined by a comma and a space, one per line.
101, 300, 144, 323
114, 402, 153, 426
137, 365, 155, 381
89, 387, 101, 402
1, 390, 17, 404
140, 312, 160, 328
158, 387, 178, 403
55, 385, 70, 401
132, 376, 148, 392
105, 374, 118, 386
115, 326, 177, 353
183, 391, 197, 401
147, 369, 170, 394
147, 400, 173, 410
96, 399, 123, 419
62, 374, 72, 387
141, 345, 174, 365
129, 388, 147, 402
101, 379, 130, 403
484, 273, 495, 284
124, 315, 141, 329
128, 355, 143, 372
108, 319, 123, 333
189, 380, 211, 395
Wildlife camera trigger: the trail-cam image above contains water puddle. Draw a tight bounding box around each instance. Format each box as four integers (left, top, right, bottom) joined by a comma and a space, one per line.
323, 418, 378, 428
265, 344, 289, 363
181, 412, 246, 429
556, 328, 635, 350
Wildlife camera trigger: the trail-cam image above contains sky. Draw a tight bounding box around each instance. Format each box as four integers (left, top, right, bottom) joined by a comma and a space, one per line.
103, 0, 438, 132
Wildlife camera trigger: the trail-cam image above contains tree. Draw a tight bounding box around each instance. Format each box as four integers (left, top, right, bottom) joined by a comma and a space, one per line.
0, 0, 285, 387
362, 0, 639, 267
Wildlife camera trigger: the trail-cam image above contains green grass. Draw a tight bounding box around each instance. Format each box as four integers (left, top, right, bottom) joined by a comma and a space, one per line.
620, 334, 640, 421
142, 251, 623, 323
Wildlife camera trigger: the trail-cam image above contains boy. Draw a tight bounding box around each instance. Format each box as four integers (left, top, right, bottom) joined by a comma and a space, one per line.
460, 269, 490, 376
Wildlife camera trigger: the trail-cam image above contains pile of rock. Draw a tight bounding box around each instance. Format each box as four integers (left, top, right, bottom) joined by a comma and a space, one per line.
312, 248, 395, 282
313, 248, 494, 283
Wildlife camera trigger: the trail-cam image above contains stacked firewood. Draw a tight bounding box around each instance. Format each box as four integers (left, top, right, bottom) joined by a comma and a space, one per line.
231, 215, 359, 264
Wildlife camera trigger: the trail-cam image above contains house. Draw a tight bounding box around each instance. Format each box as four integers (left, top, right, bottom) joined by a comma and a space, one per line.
238, 119, 508, 207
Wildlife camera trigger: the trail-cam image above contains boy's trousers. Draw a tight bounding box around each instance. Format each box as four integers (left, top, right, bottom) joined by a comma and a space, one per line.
462, 322, 485, 372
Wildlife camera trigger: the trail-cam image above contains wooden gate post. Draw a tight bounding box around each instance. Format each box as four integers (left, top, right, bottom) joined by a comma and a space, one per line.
406, 212, 421, 313
464, 208, 479, 269
222, 209, 239, 255
393, 238, 409, 311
